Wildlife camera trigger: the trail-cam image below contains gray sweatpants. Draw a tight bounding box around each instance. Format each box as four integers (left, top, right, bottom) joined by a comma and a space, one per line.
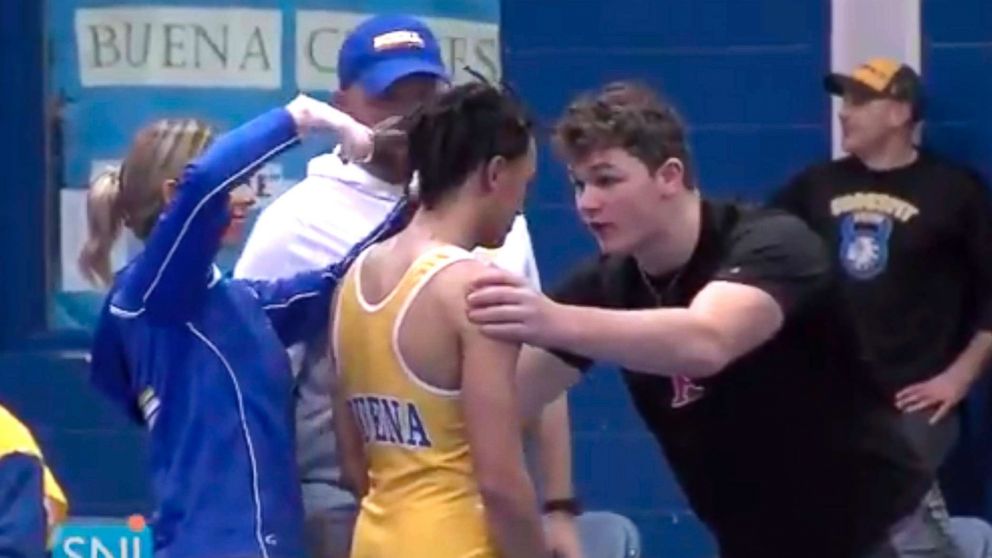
864, 411, 964, 558
303, 507, 357, 558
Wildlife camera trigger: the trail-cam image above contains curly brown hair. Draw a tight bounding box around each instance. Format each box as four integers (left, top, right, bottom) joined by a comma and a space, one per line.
553, 81, 695, 188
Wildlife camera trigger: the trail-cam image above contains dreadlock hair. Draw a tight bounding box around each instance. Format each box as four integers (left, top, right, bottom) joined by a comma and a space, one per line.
403, 82, 534, 209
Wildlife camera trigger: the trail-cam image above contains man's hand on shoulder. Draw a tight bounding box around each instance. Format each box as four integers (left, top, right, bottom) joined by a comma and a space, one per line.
465, 268, 567, 347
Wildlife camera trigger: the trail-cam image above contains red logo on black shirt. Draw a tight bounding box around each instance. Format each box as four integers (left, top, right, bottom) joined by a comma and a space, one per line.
671, 375, 705, 408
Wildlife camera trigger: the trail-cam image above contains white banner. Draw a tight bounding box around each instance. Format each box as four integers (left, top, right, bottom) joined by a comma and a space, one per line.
830, 0, 921, 157
296, 10, 500, 91
75, 7, 282, 88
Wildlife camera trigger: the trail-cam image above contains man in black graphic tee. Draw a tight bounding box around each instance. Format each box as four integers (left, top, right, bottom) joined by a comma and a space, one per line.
773, 58, 992, 555
465, 81, 930, 558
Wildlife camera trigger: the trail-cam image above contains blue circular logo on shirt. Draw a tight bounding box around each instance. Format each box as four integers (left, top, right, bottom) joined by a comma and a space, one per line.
839, 213, 892, 280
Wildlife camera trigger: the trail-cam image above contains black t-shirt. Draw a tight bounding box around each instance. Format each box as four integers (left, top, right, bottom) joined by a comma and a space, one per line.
550, 201, 930, 558
773, 153, 992, 394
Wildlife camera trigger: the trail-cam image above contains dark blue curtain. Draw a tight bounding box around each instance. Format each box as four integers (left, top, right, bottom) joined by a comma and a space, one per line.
0, 1, 48, 350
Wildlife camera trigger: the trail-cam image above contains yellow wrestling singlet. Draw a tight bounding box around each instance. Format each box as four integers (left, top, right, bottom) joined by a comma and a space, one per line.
333, 245, 498, 558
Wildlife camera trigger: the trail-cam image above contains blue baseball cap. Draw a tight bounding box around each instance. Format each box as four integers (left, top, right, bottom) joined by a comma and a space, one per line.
338, 14, 449, 96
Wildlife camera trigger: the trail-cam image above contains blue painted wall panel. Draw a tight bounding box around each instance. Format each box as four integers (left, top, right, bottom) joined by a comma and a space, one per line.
0, 0, 48, 348
925, 0, 992, 43
502, 0, 821, 49
923, 0, 992, 522
508, 49, 826, 126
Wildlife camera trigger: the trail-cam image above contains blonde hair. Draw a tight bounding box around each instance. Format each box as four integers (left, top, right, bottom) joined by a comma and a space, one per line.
78, 118, 215, 288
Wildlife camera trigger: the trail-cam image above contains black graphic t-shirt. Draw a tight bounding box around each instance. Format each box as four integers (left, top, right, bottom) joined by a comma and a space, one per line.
548, 201, 929, 557
773, 152, 992, 395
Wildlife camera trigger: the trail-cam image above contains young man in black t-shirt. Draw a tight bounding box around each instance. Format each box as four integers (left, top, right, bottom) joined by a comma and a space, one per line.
773, 59, 992, 554
465, 81, 931, 557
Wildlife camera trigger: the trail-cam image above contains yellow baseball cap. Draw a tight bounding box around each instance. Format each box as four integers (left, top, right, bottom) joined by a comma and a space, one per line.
825, 57, 923, 120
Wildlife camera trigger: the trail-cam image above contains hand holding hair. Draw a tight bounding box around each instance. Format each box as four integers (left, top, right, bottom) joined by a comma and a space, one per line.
284, 94, 375, 163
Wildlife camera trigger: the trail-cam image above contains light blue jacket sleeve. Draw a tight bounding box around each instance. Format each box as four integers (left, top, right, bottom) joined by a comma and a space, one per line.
90, 301, 142, 424
112, 108, 299, 322
238, 197, 412, 347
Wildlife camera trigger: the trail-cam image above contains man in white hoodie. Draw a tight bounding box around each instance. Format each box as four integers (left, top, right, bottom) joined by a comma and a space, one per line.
234, 14, 584, 558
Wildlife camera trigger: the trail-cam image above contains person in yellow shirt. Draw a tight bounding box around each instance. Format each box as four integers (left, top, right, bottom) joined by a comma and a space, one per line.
0, 404, 68, 558
330, 82, 547, 558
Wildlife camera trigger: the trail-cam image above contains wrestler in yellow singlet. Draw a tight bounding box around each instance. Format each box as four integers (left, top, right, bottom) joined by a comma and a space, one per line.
335, 245, 496, 558
329, 82, 546, 558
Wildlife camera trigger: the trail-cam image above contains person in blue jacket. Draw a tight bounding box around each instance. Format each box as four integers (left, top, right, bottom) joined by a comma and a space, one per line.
78, 95, 408, 558
0, 405, 68, 558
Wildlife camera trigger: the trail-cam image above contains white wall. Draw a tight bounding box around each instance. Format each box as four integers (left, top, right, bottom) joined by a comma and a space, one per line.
830, 0, 921, 157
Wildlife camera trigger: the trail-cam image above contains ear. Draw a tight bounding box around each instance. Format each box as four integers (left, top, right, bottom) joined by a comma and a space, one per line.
483, 155, 508, 195
161, 178, 179, 204
333, 88, 361, 122
890, 102, 914, 128
654, 157, 686, 194
331, 89, 346, 109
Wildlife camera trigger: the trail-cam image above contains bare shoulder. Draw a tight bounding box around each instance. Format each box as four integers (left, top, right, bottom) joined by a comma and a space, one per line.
426, 256, 491, 330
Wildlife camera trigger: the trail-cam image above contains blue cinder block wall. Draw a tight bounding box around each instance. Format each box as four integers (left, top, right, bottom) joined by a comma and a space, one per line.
923, 0, 992, 523
500, 1, 831, 556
